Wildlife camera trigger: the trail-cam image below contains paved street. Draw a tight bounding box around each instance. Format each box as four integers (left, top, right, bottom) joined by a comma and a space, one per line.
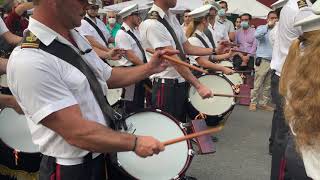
187, 105, 273, 180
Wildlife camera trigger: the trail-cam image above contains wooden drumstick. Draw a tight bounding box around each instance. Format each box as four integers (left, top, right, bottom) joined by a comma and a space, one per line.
146, 48, 209, 74
162, 125, 224, 146
214, 93, 249, 98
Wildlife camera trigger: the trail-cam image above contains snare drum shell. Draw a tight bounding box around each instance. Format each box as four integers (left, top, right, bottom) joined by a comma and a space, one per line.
188, 74, 235, 126
115, 109, 193, 180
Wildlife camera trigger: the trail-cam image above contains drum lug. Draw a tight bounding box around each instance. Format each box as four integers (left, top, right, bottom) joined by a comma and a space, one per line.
188, 149, 195, 156
13, 150, 20, 166
179, 123, 188, 131
117, 160, 122, 167
173, 175, 180, 180
232, 102, 236, 105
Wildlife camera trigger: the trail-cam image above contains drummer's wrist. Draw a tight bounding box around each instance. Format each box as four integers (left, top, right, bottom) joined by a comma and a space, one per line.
132, 136, 138, 152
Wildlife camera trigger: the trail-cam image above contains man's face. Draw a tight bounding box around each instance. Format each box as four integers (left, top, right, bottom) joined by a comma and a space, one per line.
219, 3, 228, 12
130, 12, 141, 27
183, 12, 191, 24
267, 13, 278, 23
164, 0, 177, 8
87, 4, 99, 18
240, 15, 250, 24
56, 0, 88, 28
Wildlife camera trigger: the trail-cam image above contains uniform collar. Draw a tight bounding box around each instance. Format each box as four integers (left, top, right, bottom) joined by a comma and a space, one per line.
122, 22, 133, 32
85, 14, 97, 24
194, 29, 205, 37
149, 4, 167, 19
28, 17, 92, 53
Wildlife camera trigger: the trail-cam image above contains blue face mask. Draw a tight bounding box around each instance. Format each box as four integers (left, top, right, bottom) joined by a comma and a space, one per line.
241, 21, 249, 29
218, 9, 226, 17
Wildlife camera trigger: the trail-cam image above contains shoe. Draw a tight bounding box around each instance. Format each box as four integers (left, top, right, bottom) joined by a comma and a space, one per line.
259, 104, 274, 112
182, 175, 197, 180
249, 103, 256, 111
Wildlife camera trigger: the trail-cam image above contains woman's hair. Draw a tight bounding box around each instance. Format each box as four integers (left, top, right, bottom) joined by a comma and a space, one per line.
280, 30, 320, 150
185, 17, 205, 38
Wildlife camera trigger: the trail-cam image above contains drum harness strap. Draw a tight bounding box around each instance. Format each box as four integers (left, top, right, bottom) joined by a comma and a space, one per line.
147, 11, 188, 62
21, 30, 127, 131
83, 16, 109, 47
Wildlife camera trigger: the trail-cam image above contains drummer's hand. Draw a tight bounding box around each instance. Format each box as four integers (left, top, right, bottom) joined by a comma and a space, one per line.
103, 48, 125, 60
148, 49, 179, 74
196, 84, 213, 99
134, 136, 165, 158
223, 67, 234, 75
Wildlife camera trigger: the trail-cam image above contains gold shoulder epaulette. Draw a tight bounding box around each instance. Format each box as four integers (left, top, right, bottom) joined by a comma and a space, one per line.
21, 31, 40, 49
147, 11, 160, 20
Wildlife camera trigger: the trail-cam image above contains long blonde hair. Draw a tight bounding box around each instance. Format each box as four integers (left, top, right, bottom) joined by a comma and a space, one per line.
185, 17, 204, 38
280, 30, 320, 150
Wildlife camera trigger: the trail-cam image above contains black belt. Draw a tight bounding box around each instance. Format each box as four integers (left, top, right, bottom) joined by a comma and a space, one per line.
0, 87, 12, 95
153, 78, 186, 85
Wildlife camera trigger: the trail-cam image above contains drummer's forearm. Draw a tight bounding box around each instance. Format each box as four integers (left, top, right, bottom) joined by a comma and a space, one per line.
174, 64, 201, 89
0, 94, 14, 109
183, 41, 213, 56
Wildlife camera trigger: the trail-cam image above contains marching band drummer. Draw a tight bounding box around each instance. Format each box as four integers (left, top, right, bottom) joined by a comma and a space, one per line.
115, 4, 151, 114
186, 5, 235, 77
139, 0, 230, 125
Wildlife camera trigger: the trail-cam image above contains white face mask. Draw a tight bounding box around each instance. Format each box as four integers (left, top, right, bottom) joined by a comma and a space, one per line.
108, 18, 116, 24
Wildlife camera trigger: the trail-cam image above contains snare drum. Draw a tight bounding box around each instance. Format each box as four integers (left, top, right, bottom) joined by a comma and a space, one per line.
188, 74, 235, 126
224, 73, 243, 87
107, 88, 123, 107
117, 110, 193, 180
0, 108, 41, 180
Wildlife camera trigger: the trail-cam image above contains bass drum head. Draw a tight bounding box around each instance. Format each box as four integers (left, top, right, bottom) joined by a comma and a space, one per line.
107, 88, 122, 106
189, 75, 235, 117
224, 73, 243, 86
117, 111, 191, 180
0, 108, 39, 153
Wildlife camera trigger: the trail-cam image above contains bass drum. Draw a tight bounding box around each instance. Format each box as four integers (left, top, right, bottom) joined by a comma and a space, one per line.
188, 74, 235, 126
117, 110, 193, 180
0, 108, 41, 180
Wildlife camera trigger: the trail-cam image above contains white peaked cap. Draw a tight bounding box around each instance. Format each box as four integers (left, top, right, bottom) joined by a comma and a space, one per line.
203, 0, 221, 11
118, 4, 139, 19
271, 0, 289, 10
188, 4, 212, 19
88, 0, 102, 7
294, 1, 320, 32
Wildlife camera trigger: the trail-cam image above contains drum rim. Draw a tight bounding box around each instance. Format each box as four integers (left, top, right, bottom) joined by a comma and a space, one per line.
188, 74, 236, 117
118, 108, 193, 179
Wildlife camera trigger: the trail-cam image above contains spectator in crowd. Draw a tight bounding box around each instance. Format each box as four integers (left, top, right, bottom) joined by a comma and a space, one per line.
233, 13, 257, 70
106, 10, 121, 46
4, 0, 33, 36
216, 1, 235, 41
203, 1, 220, 47
234, 17, 241, 30
249, 11, 278, 112
181, 9, 191, 34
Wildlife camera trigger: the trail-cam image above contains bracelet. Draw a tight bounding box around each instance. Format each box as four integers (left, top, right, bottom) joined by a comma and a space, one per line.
132, 136, 138, 152
212, 48, 216, 55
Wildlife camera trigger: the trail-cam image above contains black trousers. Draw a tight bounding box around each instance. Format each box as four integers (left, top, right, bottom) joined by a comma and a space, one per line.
151, 79, 188, 123
122, 80, 147, 114
284, 134, 310, 180
39, 154, 106, 180
270, 72, 289, 180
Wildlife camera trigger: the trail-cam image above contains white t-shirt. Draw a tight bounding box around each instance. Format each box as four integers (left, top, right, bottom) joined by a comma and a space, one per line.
115, 22, 144, 67
140, 4, 187, 80
301, 148, 320, 180
7, 18, 112, 164
188, 30, 213, 66
77, 15, 111, 47
0, 17, 9, 36
213, 20, 230, 45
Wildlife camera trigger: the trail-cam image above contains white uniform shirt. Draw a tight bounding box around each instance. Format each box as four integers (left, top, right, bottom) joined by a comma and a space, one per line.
188, 30, 213, 66
0, 18, 9, 88
139, 4, 187, 80
7, 18, 112, 165
77, 15, 111, 47
270, 0, 311, 76
115, 22, 144, 67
